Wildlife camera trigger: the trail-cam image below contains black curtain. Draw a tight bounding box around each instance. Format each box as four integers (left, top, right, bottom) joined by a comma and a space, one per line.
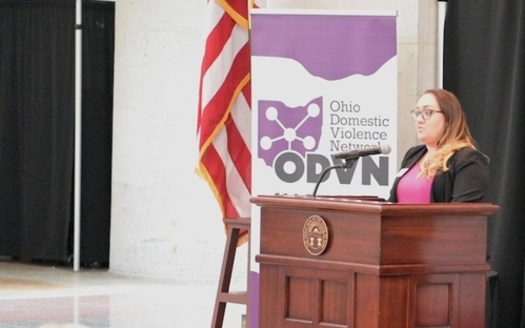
0, 0, 114, 267
443, 1, 525, 327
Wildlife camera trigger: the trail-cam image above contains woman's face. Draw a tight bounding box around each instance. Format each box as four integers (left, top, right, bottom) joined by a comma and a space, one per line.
414, 93, 446, 149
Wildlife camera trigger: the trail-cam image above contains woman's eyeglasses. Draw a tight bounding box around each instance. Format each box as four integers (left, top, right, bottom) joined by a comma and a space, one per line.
410, 108, 443, 121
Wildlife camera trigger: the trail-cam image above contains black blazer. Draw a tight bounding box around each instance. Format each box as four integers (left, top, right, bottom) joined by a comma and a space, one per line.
388, 145, 489, 203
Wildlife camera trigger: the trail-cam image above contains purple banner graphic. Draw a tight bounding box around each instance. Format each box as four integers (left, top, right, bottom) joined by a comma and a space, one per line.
251, 14, 397, 80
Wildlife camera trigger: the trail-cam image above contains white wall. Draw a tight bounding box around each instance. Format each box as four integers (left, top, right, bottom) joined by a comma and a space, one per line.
110, 0, 232, 283
109, 0, 439, 300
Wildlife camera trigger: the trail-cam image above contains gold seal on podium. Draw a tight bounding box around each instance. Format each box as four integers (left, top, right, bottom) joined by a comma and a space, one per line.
303, 215, 329, 256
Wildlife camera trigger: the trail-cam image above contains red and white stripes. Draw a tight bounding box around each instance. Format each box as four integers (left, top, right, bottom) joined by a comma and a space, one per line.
197, 0, 252, 220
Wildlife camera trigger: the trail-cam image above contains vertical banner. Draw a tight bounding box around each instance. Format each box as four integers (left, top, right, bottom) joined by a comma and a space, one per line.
249, 9, 397, 328
251, 9, 397, 199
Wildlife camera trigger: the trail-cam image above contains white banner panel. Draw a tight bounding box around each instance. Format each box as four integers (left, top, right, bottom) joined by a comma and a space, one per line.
248, 10, 397, 327
251, 9, 398, 199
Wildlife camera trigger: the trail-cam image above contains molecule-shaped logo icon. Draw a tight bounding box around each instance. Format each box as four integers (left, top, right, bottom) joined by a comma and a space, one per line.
258, 97, 323, 167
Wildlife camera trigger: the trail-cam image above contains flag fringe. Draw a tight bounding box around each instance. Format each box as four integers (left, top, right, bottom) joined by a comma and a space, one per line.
195, 164, 225, 216
216, 0, 249, 30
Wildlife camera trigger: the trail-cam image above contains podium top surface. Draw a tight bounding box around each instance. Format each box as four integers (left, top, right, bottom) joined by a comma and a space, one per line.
251, 194, 500, 216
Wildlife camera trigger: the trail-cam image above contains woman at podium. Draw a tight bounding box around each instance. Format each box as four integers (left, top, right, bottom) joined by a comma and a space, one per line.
388, 88, 489, 203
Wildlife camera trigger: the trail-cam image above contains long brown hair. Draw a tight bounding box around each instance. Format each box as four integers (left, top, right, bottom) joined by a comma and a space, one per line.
420, 89, 477, 178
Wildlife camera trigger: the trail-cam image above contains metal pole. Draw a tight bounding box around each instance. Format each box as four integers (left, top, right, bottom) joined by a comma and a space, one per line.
437, 1, 447, 88
74, 0, 82, 271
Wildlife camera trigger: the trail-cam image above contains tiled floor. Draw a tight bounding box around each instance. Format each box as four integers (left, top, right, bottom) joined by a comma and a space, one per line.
0, 258, 246, 328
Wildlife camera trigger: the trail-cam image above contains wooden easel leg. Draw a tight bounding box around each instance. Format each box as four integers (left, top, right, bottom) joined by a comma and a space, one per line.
211, 218, 250, 328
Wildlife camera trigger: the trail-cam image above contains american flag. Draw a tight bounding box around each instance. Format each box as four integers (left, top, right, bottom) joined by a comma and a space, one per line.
197, 0, 253, 236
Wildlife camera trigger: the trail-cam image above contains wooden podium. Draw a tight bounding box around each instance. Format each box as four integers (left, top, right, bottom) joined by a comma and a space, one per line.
252, 195, 500, 328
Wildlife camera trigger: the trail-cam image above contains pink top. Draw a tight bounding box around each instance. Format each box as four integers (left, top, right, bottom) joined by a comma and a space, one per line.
396, 162, 433, 204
